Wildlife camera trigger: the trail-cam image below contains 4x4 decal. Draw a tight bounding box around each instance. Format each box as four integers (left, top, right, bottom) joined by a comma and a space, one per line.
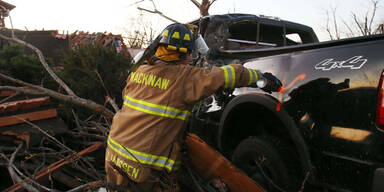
315, 56, 367, 71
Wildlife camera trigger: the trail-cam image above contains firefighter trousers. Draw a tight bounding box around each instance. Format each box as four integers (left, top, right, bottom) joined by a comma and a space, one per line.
105, 161, 179, 192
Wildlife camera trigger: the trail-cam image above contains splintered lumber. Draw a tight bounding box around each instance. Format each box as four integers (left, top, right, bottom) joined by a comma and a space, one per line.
0, 108, 57, 127
4, 141, 103, 192
185, 133, 265, 192
0, 97, 51, 114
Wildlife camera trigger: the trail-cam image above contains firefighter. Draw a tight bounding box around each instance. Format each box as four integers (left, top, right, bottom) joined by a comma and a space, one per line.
105, 23, 282, 191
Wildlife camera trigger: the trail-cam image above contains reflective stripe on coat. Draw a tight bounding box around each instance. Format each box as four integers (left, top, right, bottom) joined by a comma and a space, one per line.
108, 60, 262, 182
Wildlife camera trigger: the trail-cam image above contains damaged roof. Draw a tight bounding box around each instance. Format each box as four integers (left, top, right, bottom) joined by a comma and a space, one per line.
0, 0, 15, 11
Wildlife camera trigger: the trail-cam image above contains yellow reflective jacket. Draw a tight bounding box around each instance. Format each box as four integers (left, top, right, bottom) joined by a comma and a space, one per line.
106, 60, 262, 182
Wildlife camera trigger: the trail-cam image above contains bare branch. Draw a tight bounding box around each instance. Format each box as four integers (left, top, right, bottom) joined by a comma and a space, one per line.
341, 18, 355, 38
210, 0, 217, 6
137, 7, 179, 23
15, 116, 74, 152
0, 33, 77, 97
323, 0, 381, 39
364, 11, 369, 35
190, 0, 218, 16
7, 156, 56, 192
94, 70, 119, 112
4, 143, 40, 192
150, 0, 157, 10
332, 7, 340, 39
106, 96, 119, 112
0, 91, 20, 103
5, 142, 103, 192
14, 113, 104, 181
368, 0, 378, 34
126, 0, 145, 8
374, 22, 384, 34
325, 10, 334, 40
0, 73, 115, 119
352, 12, 365, 35
190, 0, 202, 8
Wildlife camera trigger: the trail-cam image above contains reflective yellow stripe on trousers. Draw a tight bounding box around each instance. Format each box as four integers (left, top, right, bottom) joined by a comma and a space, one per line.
107, 136, 181, 171
123, 95, 191, 121
220, 65, 236, 89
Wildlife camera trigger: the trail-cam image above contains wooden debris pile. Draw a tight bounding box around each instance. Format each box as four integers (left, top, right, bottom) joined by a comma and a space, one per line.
0, 89, 109, 191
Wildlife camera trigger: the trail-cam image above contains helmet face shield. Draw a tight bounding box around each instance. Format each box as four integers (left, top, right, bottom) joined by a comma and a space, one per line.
194, 34, 209, 55
133, 50, 144, 65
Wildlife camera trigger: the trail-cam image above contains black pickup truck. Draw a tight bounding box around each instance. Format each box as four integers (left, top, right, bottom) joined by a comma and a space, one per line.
189, 14, 384, 192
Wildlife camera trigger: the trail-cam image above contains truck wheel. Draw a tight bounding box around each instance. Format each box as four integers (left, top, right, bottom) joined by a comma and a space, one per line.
232, 136, 296, 192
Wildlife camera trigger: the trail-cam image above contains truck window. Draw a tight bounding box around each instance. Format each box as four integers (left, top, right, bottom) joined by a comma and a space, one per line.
258, 24, 284, 47
227, 21, 259, 50
226, 21, 285, 50
285, 33, 302, 45
224, 17, 317, 50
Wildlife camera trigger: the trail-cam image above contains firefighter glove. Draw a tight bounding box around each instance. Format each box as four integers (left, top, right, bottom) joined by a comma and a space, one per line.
260, 72, 282, 93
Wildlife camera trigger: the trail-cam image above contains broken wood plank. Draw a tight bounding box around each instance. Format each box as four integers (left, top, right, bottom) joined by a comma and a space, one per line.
186, 133, 265, 192
3, 141, 103, 192
0, 97, 51, 114
0, 109, 57, 127
0, 131, 30, 145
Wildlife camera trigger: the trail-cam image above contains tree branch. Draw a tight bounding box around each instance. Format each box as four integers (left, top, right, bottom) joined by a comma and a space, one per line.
4, 143, 40, 192
374, 23, 384, 34
331, 7, 340, 39
150, 0, 157, 10
94, 70, 119, 112
323, 0, 381, 39
209, 0, 217, 6
352, 12, 365, 35
0, 91, 20, 103
364, 11, 369, 35
126, 0, 145, 8
0, 33, 77, 97
368, 0, 378, 35
137, 7, 179, 23
325, 10, 334, 40
189, 0, 218, 16
0, 73, 114, 119
341, 18, 355, 38
190, 0, 202, 8
15, 116, 74, 152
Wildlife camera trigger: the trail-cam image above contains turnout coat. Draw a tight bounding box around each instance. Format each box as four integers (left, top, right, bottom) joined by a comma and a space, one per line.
106, 60, 262, 182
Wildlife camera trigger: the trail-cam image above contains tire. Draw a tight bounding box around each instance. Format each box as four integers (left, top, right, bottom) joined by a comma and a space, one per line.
232, 136, 298, 192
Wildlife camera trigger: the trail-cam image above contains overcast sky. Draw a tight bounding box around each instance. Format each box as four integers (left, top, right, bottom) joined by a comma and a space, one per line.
4, 0, 384, 41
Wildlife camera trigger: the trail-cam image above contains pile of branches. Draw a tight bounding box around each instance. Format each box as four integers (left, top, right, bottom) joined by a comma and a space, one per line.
0, 30, 128, 191
0, 116, 108, 192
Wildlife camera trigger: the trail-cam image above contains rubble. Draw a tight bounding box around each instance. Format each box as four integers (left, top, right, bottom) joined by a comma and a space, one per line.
0, 89, 108, 191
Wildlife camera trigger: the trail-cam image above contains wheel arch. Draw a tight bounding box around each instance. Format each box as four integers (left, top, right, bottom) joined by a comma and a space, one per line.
217, 93, 312, 175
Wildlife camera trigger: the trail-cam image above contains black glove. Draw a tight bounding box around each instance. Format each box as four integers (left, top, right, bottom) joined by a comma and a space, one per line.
260, 72, 282, 93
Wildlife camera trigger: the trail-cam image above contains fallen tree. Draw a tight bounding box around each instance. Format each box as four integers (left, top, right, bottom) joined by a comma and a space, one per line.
0, 25, 120, 191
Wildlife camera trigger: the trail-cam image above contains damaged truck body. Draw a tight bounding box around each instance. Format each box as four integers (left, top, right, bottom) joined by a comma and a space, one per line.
190, 14, 384, 192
